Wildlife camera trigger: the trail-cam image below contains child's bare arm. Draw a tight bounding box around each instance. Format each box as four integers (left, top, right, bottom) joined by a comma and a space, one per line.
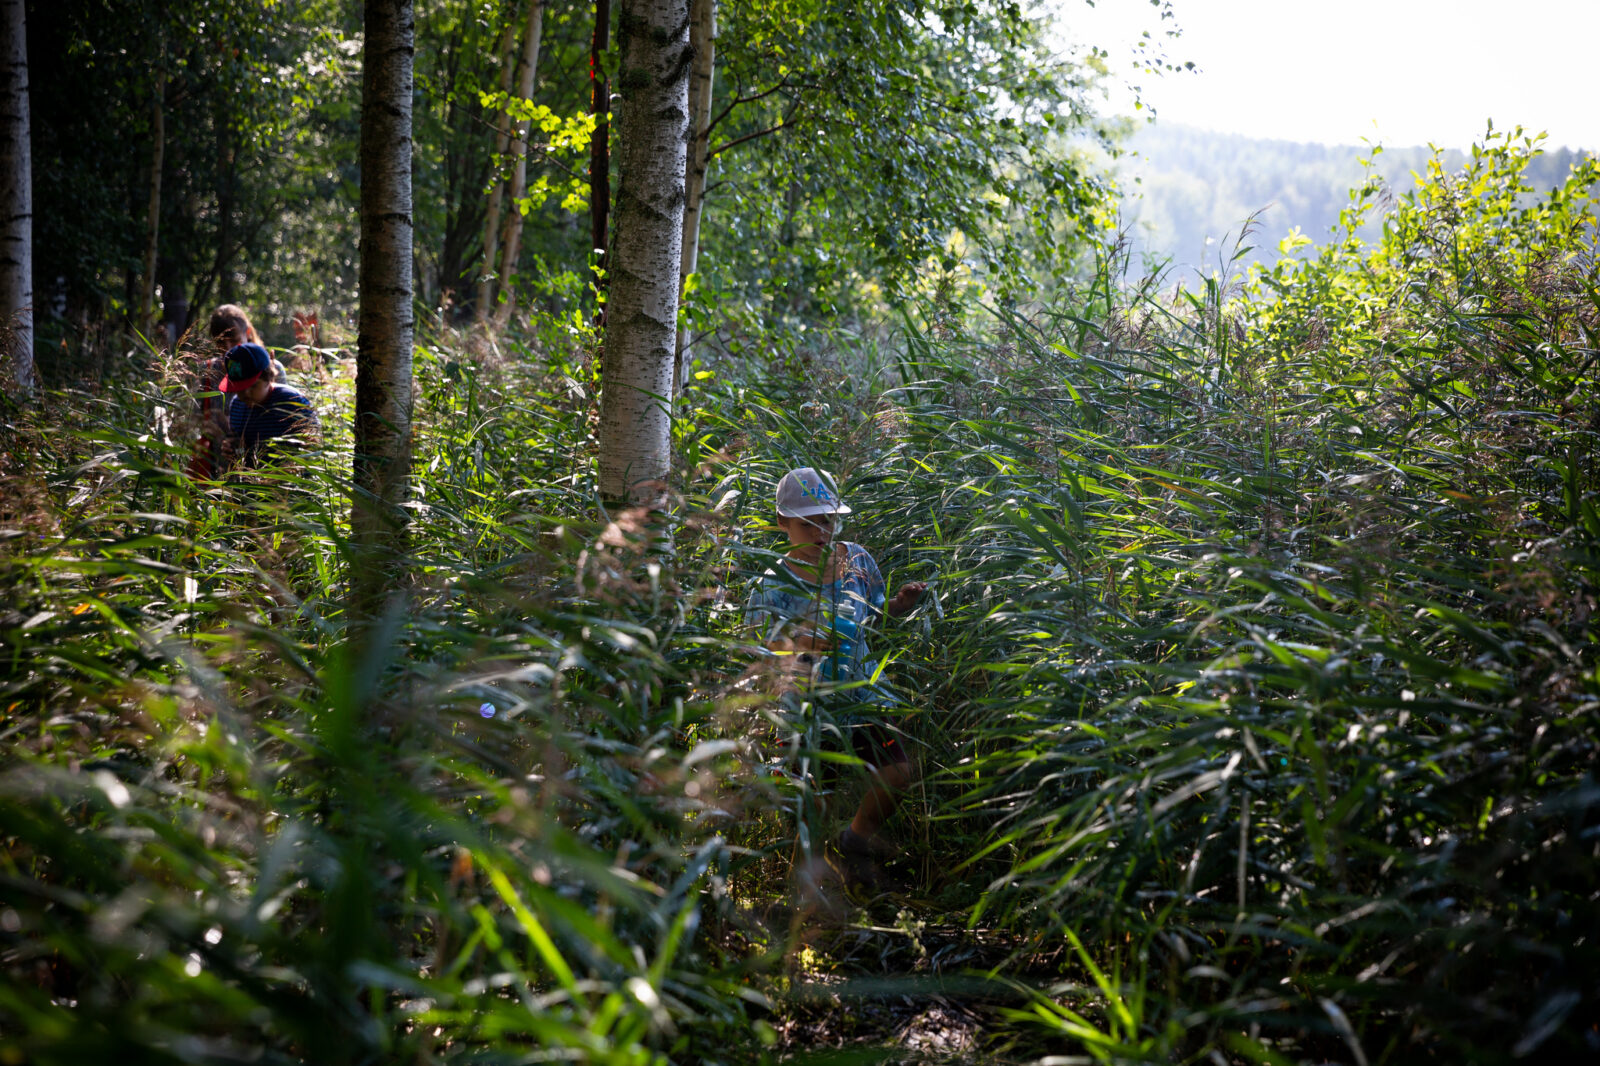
885, 581, 927, 618
765, 625, 833, 655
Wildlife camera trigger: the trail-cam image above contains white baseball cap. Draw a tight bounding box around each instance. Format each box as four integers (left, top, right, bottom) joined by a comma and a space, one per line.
775, 467, 852, 518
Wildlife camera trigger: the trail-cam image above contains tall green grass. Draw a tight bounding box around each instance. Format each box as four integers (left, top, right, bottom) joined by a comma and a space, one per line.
0, 338, 779, 1064
874, 133, 1599, 1063
3, 131, 1597, 1065
676, 132, 1599, 1062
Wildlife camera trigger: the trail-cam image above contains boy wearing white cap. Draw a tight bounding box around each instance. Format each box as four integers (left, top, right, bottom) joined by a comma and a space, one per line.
745, 466, 926, 889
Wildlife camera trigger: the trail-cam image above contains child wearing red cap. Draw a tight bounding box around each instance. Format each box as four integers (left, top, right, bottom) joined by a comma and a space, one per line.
218, 342, 318, 466
190, 306, 289, 478
745, 466, 927, 890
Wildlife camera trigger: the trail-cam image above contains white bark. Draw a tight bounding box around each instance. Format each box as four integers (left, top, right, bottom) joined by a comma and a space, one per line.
474, 11, 519, 326
597, 0, 690, 503
588, 0, 611, 282
674, 0, 714, 395
0, 0, 31, 392
491, 0, 545, 331
354, 0, 416, 609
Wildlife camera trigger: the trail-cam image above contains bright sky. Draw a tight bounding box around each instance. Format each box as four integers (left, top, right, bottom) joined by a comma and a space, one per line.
1057, 0, 1600, 152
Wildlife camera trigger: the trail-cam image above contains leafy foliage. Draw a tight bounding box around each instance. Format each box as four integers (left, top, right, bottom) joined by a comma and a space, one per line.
698, 0, 1115, 325
31, 0, 1121, 356
29, 0, 356, 337
932, 132, 1600, 1063
5, 130, 1599, 1065
0, 342, 768, 1064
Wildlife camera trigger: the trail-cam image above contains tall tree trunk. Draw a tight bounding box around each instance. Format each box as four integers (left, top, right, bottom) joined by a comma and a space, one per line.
491, 0, 546, 332
588, 0, 611, 297
673, 0, 714, 396
139, 62, 165, 344
213, 115, 236, 309
434, 21, 481, 314
158, 257, 187, 350
596, 0, 689, 504
0, 0, 32, 393
191, 162, 250, 317
353, 0, 416, 617
474, 8, 519, 326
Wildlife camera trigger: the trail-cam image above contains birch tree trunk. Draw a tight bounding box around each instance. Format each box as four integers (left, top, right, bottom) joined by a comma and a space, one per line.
596, 0, 690, 504
588, 0, 611, 292
491, 0, 545, 331
474, 10, 519, 327
139, 63, 165, 343
673, 0, 714, 396
353, 0, 416, 616
0, 0, 32, 393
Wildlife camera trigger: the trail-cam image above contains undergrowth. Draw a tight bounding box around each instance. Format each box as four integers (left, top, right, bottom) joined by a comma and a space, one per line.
2, 131, 1598, 1065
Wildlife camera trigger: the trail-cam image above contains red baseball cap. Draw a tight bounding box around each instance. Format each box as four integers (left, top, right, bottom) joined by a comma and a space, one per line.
220, 343, 272, 393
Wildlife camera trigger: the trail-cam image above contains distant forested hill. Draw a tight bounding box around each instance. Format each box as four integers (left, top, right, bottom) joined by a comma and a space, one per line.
1114, 123, 1594, 276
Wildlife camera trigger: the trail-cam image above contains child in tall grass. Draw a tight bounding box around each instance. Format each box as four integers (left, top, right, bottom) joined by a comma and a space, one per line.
217, 342, 319, 467
745, 467, 925, 888
191, 305, 289, 478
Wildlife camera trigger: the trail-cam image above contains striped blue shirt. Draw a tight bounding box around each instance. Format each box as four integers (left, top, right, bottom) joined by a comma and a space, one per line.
228, 385, 318, 462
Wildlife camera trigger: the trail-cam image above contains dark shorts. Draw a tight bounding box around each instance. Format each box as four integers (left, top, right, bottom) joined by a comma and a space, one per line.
851, 720, 909, 770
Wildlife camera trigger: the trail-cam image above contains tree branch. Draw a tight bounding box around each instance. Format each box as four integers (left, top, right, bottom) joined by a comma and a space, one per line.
709, 93, 811, 159
706, 77, 808, 138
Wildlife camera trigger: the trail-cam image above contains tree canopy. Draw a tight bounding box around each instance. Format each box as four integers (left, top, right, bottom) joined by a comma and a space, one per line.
27, 0, 1119, 350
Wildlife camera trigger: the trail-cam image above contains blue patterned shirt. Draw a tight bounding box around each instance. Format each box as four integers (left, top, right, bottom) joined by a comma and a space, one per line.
745, 541, 889, 691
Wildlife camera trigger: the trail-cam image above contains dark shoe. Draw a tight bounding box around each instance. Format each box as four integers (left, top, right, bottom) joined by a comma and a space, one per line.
840, 827, 898, 860
836, 829, 879, 891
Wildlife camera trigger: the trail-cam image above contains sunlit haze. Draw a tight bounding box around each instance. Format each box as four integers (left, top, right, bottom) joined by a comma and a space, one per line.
1056, 0, 1600, 151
